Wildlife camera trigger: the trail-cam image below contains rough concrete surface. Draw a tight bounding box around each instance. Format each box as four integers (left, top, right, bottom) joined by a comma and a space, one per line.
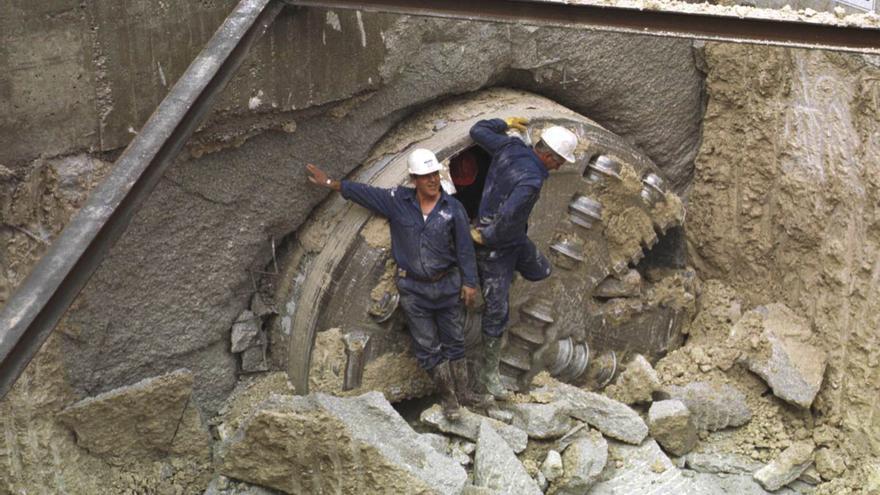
219, 392, 467, 494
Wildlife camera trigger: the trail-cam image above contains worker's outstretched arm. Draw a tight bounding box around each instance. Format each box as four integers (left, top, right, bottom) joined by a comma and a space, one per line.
479, 182, 540, 247
306, 163, 395, 218
469, 118, 512, 156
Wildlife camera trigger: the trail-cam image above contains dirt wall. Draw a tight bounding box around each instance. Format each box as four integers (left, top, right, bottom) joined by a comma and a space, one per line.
688, 43, 880, 456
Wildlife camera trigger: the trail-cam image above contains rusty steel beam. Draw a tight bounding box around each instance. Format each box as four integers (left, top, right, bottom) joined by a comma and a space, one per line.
0, 0, 284, 400
285, 0, 880, 54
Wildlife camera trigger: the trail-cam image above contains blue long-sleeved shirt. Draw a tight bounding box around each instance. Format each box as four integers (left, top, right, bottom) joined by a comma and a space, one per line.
470, 118, 549, 249
340, 181, 478, 287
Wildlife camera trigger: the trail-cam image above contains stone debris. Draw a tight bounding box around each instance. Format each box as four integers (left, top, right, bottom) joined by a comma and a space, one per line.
814, 446, 846, 481
594, 269, 642, 298
219, 392, 466, 494
648, 399, 698, 456
240, 345, 268, 373
487, 407, 514, 424
419, 432, 451, 454
736, 304, 827, 409
690, 473, 804, 494
550, 429, 608, 495
420, 404, 528, 453
250, 293, 276, 317
589, 439, 703, 494
685, 451, 763, 474
56, 369, 210, 466
666, 381, 751, 432
473, 421, 543, 495
605, 354, 662, 405
450, 439, 476, 466
541, 450, 565, 481
203, 475, 278, 494
508, 401, 575, 439
753, 441, 815, 491
460, 486, 499, 495
533, 380, 648, 444
799, 465, 823, 485
230, 310, 261, 353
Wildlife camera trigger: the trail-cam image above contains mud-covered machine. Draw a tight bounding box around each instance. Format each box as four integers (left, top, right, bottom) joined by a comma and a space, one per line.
272, 91, 694, 401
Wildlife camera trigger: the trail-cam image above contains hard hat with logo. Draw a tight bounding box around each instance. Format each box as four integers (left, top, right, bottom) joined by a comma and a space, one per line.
407, 148, 442, 175
540, 126, 578, 163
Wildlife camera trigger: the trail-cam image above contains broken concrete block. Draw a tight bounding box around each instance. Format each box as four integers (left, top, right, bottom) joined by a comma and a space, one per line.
606, 354, 662, 405
551, 430, 608, 495
648, 400, 698, 456
542, 450, 565, 482
231, 310, 260, 353
474, 421, 543, 495
753, 441, 815, 491
666, 381, 751, 432
219, 392, 466, 494
736, 304, 827, 409
450, 439, 475, 466
509, 401, 575, 440
594, 269, 642, 298
685, 452, 762, 474
532, 381, 648, 444
589, 439, 699, 494
487, 406, 514, 424
420, 404, 528, 453
57, 369, 210, 466
815, 447, 846, 480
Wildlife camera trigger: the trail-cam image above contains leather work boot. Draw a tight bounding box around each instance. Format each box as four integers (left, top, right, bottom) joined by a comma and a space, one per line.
429, 361, 461, 420
450, 358, 492, 409
479, 335, 513, 401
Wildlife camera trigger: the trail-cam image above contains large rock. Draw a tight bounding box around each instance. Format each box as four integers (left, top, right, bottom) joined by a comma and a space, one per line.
551, 430, 608, 495
473, 421, 543, 495
666, 382, 751, 432
736, 304, 827, 409
606, 354, 662, 405
219, 392, 466, 494
509, 401, 575, 440
685, 452, 763, 474
420, 404, 528, 453
648, 400, 698, 456
56, 369, 210, 466
589, 439, 702, 494
753, 441, 815, 491
533, 381, 648, 444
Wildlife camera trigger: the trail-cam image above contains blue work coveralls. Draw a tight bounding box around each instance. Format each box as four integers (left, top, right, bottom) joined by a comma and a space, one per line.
341, 180, 478, 370
470, 119, 553, 338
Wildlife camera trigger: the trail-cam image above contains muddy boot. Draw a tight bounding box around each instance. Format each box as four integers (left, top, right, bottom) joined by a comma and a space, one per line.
450, 358, 492, 409
479, 335, 512, 401
429, 361, 461, 421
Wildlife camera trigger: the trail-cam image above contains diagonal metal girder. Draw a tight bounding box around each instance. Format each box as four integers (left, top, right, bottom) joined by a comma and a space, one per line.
285, 0, 880, 54
0, 0, 283, 401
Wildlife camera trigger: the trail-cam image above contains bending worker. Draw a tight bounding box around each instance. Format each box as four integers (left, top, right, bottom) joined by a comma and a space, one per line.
306, 150, 478, 420
470, 117, 578, 400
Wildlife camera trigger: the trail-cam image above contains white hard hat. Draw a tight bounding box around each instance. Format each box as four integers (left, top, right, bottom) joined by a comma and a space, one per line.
540, 126, 578, 163
407, 148, 443, 175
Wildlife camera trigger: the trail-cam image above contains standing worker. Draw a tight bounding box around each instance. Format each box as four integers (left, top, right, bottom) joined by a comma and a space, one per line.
306, 149, 479, 419
469, 117, 578, 400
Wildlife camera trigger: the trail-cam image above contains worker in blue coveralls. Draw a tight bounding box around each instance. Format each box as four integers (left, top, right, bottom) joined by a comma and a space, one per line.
306, 149, 479, 420
469, 117, 578, 400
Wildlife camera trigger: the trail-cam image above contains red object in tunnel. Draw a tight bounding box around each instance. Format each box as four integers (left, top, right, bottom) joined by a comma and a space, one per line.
450, 150, 478, 186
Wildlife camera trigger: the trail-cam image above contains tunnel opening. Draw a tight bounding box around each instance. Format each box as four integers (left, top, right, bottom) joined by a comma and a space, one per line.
448, 145, 492, 220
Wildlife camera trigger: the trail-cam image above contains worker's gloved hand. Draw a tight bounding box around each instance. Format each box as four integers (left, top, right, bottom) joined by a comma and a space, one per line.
461, 285, 477, 308
470, 226, 484, 245
504, 116, 529, 133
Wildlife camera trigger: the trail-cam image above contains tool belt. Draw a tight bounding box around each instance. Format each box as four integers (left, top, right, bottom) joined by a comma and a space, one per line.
397, 267, 450, 283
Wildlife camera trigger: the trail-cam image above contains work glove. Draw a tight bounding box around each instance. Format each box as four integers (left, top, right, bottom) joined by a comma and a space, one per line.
504, 116, 529, 133
470, 226, 484, 245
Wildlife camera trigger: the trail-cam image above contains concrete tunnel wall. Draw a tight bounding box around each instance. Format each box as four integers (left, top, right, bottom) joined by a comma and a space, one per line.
1, 3, 706, 413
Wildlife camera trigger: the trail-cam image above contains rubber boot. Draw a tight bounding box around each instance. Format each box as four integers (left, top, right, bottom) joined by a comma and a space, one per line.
479, 335, 512, 401
429, 361, 461, 420
450, 358, 492, 409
